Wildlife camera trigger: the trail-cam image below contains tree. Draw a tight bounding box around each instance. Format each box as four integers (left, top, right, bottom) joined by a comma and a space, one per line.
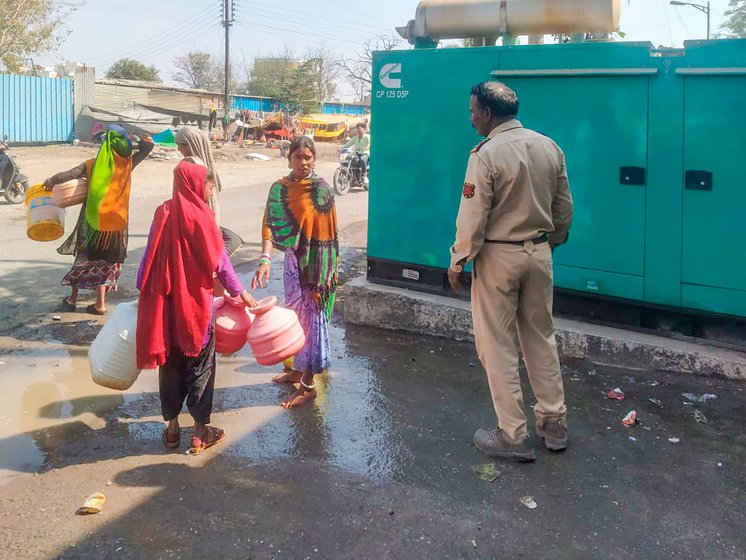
106, 58, 161, 82
245, 52, 319, 113
232, 52, 253, 95
248, 54, 318, 113
347, 72, 370, 104
214, 55, 243, 96
248, 49, 298, 99
172, 51, 220, 90
0, 0, 67, 72
337, 35, 401, 102
282, 61, 320, 114
720, 0, 746, 38
304, 45, 339, 103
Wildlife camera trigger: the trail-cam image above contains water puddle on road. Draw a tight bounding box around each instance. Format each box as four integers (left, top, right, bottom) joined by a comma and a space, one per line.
0, 248, 414, 487
0, 316, 408, 486
212, 323, 403, 480
0, 338, 149, 486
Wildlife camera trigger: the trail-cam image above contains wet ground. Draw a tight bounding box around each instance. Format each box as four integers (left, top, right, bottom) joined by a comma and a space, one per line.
1, 269, 745, 558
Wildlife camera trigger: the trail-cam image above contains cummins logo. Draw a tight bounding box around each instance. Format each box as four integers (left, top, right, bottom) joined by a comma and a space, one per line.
379, 63, 402, 89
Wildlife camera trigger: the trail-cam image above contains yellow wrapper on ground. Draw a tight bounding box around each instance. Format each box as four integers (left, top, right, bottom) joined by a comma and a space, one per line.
78, 492, 106, 514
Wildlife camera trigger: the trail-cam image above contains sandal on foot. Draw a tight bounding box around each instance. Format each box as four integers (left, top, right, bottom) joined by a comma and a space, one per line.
61, 297, 76, 311
188, 426, 225, 455
86, 304, 107, 316
162, 428, 180, 449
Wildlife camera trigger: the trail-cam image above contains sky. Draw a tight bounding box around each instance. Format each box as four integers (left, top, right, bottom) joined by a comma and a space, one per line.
43, 0, 732, 100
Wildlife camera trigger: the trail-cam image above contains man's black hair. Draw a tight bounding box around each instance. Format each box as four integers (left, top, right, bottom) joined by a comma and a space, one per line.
470, 81, 519, 118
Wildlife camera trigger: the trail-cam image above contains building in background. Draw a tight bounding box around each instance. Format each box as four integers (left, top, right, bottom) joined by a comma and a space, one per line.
322, 101, 370, 116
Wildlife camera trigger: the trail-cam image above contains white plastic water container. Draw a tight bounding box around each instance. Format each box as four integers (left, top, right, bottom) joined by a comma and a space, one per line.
89, 300, 141, 390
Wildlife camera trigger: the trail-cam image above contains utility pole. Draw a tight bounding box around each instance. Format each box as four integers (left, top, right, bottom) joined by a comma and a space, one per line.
221, 0, 235, 114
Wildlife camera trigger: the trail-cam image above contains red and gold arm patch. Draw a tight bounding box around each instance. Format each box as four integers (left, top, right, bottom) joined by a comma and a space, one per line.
462, 182, 476, 199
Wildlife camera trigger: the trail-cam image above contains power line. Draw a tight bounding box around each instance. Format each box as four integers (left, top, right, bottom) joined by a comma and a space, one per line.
235, 20, 368, 51
232, 7, 375, 42
93, 17, 220, 70
661, 0, 675, 46
237, 2, 390, 40
107, 18, 222, 68
672, 7, 693, 40
86, 5, 218, 65
315, 0, 384, 25
236, 16, 372, 45
240, 0, 390, 35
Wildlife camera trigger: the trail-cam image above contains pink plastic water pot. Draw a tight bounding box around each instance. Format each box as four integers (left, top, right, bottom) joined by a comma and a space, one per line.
247, 296, 305, 366
214, 296, 253, 354
52, 178, 88, 208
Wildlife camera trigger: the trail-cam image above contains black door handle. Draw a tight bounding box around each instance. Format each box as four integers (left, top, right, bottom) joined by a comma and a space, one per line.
620, 166, 646, 186
685, 170, 712, 191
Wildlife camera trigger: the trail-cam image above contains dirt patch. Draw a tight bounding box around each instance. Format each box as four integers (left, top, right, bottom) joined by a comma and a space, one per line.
11, 139, 341, 177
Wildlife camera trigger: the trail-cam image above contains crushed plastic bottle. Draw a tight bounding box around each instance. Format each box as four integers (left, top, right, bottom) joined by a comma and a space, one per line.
622, 410, 638, 427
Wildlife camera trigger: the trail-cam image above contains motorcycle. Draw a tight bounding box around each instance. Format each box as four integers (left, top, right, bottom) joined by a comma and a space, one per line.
333, 148, 369, 196
0, 143, 29, 204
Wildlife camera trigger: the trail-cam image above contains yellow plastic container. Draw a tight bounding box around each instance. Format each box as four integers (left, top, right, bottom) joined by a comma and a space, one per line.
26, 184, 65, 242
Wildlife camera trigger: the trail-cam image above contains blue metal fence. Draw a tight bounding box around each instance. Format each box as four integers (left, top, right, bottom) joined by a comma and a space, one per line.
322, 102, 368, 116
0, 74, 74, 144
231, 95, 280, 113
230, 95, 368, 116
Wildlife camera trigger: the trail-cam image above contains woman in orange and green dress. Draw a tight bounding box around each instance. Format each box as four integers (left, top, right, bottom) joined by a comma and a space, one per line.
44, 125, 152, 314
252, 136, 339, 409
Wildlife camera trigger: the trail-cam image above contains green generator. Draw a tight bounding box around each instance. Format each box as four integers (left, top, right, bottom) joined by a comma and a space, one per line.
367, 39, 746, 321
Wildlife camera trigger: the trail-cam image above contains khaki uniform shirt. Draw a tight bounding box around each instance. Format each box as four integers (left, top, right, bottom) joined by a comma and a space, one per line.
450, 119, 573, 272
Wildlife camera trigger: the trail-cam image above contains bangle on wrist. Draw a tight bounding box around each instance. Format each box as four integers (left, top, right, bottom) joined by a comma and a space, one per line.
259, 258, 271, 266
260, 253, 272, 260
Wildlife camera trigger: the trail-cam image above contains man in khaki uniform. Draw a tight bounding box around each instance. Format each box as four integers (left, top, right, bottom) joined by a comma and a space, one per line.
448, 81, 573, 462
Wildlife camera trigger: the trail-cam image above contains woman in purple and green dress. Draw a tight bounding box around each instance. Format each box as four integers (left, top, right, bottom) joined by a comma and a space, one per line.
44, 125, 153, 314
252, 136, 339, 409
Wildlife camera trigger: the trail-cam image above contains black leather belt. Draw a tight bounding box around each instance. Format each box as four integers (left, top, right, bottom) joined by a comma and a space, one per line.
485, 234, 548, 245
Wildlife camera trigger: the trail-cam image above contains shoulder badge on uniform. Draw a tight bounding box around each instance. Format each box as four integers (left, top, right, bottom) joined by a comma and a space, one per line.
463, 182, 476, 199
470, 138, 489, 154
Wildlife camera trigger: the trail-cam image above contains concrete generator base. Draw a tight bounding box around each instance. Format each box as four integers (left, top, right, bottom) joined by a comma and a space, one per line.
342, 276, 746, 381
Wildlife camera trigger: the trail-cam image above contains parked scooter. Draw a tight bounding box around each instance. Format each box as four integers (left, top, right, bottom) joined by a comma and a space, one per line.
333, 147, 369, 196
0, 142, 29, 204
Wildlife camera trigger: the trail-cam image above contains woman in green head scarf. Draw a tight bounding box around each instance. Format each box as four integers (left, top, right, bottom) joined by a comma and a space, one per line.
44, 125, 153, 315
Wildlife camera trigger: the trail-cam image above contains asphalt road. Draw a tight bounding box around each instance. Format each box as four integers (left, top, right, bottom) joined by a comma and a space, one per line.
0, 146, 368, 332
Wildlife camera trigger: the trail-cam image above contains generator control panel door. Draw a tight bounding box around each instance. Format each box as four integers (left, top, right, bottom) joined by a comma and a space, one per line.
496, 73, 649, 301
681, 74, 746, 317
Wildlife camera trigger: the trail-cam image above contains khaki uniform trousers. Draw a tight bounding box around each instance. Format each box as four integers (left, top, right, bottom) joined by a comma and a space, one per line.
471, 240, 566, 441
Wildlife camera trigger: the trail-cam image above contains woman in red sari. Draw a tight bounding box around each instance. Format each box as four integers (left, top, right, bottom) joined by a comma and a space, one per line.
137, 160, 256, 453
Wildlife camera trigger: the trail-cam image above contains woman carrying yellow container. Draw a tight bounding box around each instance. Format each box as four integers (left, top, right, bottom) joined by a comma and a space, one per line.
44, 125, 153, 315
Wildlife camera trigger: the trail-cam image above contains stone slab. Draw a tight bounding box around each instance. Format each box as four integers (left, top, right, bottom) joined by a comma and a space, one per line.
342, 276, 746, 381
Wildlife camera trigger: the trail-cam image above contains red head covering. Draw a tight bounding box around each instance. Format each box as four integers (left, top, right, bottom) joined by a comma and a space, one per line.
136, 161, 224, 369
